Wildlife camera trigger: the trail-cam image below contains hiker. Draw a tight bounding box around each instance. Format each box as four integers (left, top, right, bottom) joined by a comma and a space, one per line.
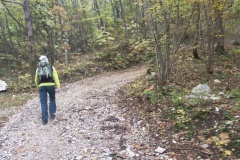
35, 55, 60, 125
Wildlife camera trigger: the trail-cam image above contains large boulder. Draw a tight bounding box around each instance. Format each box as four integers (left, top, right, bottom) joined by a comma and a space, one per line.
0, 80, 7, 91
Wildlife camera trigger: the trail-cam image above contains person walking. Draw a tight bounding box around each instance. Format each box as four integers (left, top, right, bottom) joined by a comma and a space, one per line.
35, 55, 60, 125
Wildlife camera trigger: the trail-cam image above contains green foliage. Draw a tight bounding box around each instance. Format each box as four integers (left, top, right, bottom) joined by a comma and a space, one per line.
58, 61, 99, 82
0, 92, 33, 111
223, 111, 234, 120
237, 106, 240, 111
127, 39, 155, 63
94, 51, 128, 69
188, 98, 202, 107
170, 92, 186, 106
227, 89, 240, 98
143, 89, 157, 101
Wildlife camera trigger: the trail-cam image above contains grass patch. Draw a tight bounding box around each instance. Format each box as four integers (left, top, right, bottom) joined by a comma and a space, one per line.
0, 92, 33, 111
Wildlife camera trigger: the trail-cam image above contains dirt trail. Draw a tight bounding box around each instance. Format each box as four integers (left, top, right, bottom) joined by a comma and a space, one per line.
0, 65, 170, 160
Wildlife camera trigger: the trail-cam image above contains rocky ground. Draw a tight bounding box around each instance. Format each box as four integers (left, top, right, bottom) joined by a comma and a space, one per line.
0, 65, 170, 160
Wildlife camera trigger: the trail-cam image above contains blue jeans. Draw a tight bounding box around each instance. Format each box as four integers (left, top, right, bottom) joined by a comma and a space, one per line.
38, 86, 56, 121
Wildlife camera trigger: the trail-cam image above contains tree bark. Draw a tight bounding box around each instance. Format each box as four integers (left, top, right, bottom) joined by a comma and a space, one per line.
204, 2, 214, 74
119, 0, 128, 42
192, 2, 200, 59
93, 0, 104, 29
23, 0, 37, 82
214, 3, 225, 54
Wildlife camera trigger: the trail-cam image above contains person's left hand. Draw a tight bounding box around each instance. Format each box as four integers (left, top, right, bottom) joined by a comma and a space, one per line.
56, 88, 61, 92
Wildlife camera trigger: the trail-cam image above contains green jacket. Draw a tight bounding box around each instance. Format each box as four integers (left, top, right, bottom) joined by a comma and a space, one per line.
35, 66, 60, 89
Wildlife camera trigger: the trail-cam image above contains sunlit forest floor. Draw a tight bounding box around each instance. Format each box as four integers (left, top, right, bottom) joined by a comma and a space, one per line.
118, 44, 240, 159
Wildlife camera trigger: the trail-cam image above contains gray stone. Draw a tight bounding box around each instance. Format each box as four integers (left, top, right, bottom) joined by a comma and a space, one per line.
191, 84, 210, 95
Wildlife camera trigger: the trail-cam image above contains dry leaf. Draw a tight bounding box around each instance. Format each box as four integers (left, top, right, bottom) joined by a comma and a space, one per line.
168, 152, 176, 157
205, 138, 213, 144
198, 135, 205, 141
133, 143, 141, 149
190, 80, 195, 84
220, 132, 229, 140
224, 150, 232, 155
149, 84, 154, 90
211, 136, 219, 141
12, 146, 25, 154
219, 139, 231, 145
177, 110, 185, 115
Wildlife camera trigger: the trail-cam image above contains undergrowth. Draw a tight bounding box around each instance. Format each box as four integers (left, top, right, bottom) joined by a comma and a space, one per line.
121, 46, 240, 159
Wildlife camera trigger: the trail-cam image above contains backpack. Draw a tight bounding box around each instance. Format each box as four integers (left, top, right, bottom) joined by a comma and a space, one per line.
37, 65, 54, 84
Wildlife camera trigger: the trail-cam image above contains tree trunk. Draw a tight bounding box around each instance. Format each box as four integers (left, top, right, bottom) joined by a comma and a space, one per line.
0, 20, 11, 70
75, 0, 87, 49
234, 19, 240, 44
94, 0, 104, 29
5, 13, 16, 55
214, 1, 225, 54
23, 0, 37, 82
141, 5, 147, 40
119, 0, 128, 42
205, 3, 214, 74
192, 2, 200, 59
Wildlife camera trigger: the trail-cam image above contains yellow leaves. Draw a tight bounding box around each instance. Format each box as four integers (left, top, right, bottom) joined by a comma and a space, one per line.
224, 150, 232, 156
177, 109, 185, 115
218, 132, 230, 146
132, 80, 142, 89
49, 5, 67, 19
203, 133, 231, 146
219, 139, 231, 145
175, 109, 191, 123
202, 132, 232, 156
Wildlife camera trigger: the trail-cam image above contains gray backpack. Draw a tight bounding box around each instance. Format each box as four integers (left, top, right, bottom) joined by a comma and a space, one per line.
37, 65, 54, 83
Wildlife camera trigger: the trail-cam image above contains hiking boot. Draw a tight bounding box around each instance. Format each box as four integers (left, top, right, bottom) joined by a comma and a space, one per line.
42, 120, 48, 125
50, 114, 55, 119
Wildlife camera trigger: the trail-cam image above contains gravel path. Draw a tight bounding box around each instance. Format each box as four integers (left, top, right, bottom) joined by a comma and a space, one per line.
0, 65, 170, 160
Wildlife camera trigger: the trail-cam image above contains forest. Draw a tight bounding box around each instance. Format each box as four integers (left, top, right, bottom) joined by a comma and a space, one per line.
0, 0, 240, 159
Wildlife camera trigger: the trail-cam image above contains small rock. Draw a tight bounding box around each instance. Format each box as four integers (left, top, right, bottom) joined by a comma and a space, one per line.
214, 79, 221, 83
137, 120, 142, 125
126, 146, 135, 158
218, 91, 224, 95
65, 126, 70, 130
201, 144, 208, 149
116, 116, 125, 121
75, 155, 83, 160
226, 121, 233, 125
185, 94, 196, 99
209, 94, 220, 100
172, 140, 177, 144
155, 147, 166, 154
